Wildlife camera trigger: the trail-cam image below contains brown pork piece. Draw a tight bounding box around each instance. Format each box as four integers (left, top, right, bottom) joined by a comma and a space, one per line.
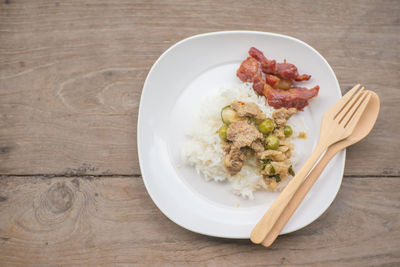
237, 47, 319, 110
222, 142, 232, 154
272, 107, 297, 127
250, 139, 265, 153
223, 146, 246, 176
249, 47, 311, 82
248, 47, 276, 74
230, 101, 266, 120
236, 57, 266, 95
263, 85, 319, 111
236, 57, 261, 82
226, 121, 263, 148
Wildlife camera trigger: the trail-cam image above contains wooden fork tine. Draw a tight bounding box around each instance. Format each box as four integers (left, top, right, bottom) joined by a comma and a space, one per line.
339, 90, 367, 125
343, 91, 372, 129
325, 84, 360, 119
335, 87, 365, 122
342, 84, 361, 101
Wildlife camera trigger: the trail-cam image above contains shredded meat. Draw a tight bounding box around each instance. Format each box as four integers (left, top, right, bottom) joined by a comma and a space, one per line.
261, 161, 290, 176
263, 177, 278, 189
280, 140, 294, 158
261, 163, 273, 175
263, 85, 319, 111
250, 139, 265, 153
258, 150, 287, 162
280, 139, 293, 147
223, 121, 264, 176
277, 145, 289, 153
223, 146, 246, 176
272, 107, 297, 127
226, 121, 263, 148
222, 142, 232, 153
230, 102, 266, 120
219, 98, 299, 183
273, 127, 285, 140
271, 161, 290, 177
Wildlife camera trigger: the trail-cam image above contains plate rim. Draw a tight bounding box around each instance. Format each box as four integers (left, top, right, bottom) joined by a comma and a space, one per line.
137, 30, 345, 238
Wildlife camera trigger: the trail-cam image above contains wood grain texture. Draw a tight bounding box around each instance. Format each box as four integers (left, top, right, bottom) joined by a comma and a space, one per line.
0, 1, 400, 266
0, 0, 399, 176
0, 176, 399, 266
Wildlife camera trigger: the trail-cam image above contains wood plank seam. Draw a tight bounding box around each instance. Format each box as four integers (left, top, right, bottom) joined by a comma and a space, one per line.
0, 174, 142, 178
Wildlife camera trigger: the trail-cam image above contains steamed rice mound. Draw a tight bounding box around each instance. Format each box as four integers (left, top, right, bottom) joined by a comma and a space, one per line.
182, 83, 301, 199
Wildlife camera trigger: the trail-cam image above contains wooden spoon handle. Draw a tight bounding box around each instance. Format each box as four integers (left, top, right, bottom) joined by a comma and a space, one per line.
250, 144, 327, 244
261, 144, 342, 247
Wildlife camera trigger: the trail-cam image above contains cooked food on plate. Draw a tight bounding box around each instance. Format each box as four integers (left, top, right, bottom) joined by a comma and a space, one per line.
237, 47, 319, 110
221, 101, 297, 190
183, 47, 319, 199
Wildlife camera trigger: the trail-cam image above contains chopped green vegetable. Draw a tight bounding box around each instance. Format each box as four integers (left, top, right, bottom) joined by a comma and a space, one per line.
221, 106, 239, 125
265, 135, 280, 150
289, 165, 295, 176
284, 125, 293, 137
258, 119, 274, 134
247, 117, 256, 125
270, 165, 275, 174
218, 125, 228, 141
268, 174, 281, 182
260, 158, 271, 170
261, 158, 272, 164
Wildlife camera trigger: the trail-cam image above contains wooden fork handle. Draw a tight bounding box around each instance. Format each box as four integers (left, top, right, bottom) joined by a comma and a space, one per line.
261, 144, 342, 247
250, 143, 327, 244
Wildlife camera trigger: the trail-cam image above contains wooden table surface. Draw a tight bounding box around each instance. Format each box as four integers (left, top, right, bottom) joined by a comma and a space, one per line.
1, 0, 399, 266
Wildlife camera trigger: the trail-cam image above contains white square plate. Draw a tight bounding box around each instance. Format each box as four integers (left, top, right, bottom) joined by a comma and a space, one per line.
137, 31, 345, 238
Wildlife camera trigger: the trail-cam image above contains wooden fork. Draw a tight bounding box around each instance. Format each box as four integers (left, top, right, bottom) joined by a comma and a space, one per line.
251, 84, 372, 244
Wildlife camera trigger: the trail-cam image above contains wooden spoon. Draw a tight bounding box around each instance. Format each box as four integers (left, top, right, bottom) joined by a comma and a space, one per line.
251, 85, 372, 244
261, 91, 380, 247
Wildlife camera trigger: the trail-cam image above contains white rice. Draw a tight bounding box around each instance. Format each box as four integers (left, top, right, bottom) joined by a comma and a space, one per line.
182, 83, 303, 199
